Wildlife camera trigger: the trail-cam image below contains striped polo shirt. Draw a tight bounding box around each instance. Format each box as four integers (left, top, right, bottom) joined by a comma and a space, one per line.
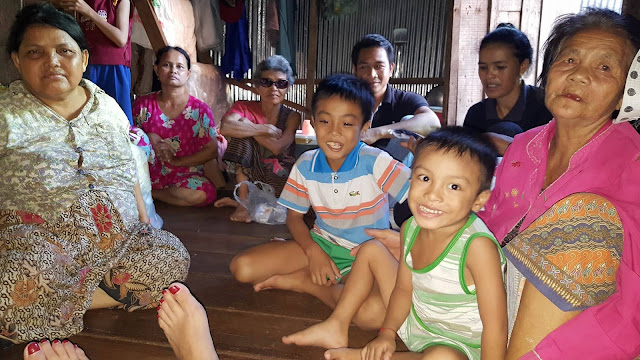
278, 142, 411, 249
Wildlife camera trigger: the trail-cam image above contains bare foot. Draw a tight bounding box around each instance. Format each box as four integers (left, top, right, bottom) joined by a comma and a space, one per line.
230, 205, 252, 223
23, 339, 89, 360
282, 317, 349, 349
213, 197, 238, 208
158, 283, 219, 360
253, 269, 310, 292
324, 347, 361, 360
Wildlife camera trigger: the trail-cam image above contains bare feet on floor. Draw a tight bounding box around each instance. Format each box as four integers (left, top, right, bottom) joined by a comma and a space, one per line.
23, 339, 89, 360
324, 347, 361, 360
229, 205, 251, 223
253, 269, 310, 292
213, 197, 238, 208
282, 317, 349, 349
213, 197, 252, 223
158, 283, 219, 360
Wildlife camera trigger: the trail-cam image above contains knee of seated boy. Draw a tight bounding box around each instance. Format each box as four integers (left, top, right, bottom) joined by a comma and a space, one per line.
229, 253, 256, 283
357, 239, 388, 257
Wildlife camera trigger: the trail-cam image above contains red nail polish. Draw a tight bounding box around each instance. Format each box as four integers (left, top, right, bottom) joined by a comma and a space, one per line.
169, 285, 180, 294
74, 344, 78, 348
157, 305, 161, 311
160, 299, 164, 304
162, 289, 167, 294
27, 342, 41, 355
40, 339, 48, 343
52, 339, 61, 344
62, 340, 69, 344
157, 314, 160, 318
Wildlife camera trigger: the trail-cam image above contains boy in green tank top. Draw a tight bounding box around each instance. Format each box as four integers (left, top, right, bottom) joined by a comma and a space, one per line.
289, 127, 507, 360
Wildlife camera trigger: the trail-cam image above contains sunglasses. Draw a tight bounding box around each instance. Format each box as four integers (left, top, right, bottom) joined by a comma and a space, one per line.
258, 78, 289, 89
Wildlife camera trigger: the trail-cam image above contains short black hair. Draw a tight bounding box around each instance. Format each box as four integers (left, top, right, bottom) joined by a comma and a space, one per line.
351, 34, 395, 67
7, 2, 89, 55
480, 23, 533, 65
312, 74, 374, 124
539, 8, 640, 90
154, 46, 192, 70
413, 127, 498, 192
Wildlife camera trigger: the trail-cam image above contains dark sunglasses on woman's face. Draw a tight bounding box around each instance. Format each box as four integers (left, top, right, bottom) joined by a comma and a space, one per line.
258, 78, 289, 89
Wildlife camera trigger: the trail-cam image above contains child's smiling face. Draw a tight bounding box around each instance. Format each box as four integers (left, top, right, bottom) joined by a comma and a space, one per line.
312, 95, 364, 172
408, 146, 490, 235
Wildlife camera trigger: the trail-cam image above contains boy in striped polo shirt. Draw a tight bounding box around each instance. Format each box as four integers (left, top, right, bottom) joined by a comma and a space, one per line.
229, 74, 411, 332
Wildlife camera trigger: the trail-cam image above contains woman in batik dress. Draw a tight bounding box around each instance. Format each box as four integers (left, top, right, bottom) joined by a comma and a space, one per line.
0, 3, 189, 346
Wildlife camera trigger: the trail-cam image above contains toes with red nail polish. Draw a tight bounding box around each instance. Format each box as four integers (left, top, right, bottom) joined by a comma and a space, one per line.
27, 342, 40, 355
169, 285, 180, 294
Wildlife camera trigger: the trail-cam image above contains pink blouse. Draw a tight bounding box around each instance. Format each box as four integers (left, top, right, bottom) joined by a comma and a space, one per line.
479, 120, 640, 359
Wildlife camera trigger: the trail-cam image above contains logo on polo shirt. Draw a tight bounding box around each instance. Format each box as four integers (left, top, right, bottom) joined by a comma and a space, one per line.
97, 10, 108, 20
349, 191, 360, 197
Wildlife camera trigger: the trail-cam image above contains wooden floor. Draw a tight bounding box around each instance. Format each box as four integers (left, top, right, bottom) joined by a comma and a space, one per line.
0, 200, 379, 360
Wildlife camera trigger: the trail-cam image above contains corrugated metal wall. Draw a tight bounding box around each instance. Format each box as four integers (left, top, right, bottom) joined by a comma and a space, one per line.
580, 0, 623, 12
211, 0, 447, 113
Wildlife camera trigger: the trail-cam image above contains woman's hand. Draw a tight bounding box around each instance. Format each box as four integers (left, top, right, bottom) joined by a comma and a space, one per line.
304, 244, 341, 286
147, 133, 175, 163
361, 331, 396, 360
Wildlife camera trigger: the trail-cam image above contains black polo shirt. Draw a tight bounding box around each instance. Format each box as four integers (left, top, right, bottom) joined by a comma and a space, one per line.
463, 81, 552, 136
371, 84, 429, 149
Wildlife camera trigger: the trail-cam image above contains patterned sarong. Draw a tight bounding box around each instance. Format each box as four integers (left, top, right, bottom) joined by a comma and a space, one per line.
504, 193, 623, 312
0, 191, 190, 344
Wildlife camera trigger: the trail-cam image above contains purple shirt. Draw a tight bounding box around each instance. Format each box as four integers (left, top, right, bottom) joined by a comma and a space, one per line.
479, 120, 640, 358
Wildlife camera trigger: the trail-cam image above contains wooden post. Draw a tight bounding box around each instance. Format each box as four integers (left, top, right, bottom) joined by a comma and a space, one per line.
131, 0, 168, 53
446, 0, 490, 126
623, 0, 640, 18
305, 0, 319, 119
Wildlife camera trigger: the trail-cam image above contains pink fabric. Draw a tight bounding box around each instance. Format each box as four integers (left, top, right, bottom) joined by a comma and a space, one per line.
133, 92, 224, 205
479, 120, 640, 359
80, 0, 133, 67
225, 101, 268, 124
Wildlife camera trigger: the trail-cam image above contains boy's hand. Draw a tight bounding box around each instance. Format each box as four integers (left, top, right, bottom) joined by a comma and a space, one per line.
361, 331, 396, 360
304, 245, 341, 286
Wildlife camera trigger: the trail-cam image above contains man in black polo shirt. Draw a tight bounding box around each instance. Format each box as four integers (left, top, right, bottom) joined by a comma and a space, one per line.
352, 34, 440, 160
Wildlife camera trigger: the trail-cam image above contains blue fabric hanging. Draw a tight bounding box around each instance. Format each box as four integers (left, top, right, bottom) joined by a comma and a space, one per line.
221, 3, 252, 81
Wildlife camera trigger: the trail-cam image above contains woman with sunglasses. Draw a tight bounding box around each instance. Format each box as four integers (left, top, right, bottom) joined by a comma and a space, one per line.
214, 55, 301, 223
133, 46, 226, 207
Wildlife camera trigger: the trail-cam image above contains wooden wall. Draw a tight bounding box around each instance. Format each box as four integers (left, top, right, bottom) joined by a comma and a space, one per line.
0, 1, 22, 85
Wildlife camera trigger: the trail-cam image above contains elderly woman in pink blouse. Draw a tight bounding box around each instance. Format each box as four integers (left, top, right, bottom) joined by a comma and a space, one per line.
479, 9, 640, 359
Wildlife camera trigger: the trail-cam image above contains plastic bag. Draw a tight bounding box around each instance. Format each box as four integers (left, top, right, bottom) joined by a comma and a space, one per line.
233, 181, 287, 225
129, 143, 164, 229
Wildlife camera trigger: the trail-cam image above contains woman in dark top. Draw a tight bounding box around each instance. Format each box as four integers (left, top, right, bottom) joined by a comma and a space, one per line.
464, 23, 552, 154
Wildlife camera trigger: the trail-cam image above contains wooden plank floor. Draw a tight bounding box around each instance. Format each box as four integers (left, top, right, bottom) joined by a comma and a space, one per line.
0, 200, 379, 359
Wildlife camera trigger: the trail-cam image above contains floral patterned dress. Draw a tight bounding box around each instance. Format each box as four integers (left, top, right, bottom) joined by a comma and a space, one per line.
133, 92, 224, 205
0, 80, 190, 344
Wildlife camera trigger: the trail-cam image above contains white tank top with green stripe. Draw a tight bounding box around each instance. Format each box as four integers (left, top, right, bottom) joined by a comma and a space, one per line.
396, 213, 505, 358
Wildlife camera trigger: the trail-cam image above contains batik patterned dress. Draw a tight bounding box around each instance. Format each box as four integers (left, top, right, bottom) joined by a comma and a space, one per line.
133, 92, 224, 205
0, 80, 190, 344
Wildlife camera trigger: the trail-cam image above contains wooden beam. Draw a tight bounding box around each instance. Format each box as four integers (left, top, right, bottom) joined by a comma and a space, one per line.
131, 0, 167, 53
231, 78, 445, 86
226, 78, 310, 114
305, 0, 319, 119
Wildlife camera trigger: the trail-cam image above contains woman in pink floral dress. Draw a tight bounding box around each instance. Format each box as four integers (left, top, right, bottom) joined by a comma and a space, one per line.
133, 46, 226, 207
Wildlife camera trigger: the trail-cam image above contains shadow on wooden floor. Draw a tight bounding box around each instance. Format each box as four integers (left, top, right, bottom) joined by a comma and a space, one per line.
0, 202, 378, 360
